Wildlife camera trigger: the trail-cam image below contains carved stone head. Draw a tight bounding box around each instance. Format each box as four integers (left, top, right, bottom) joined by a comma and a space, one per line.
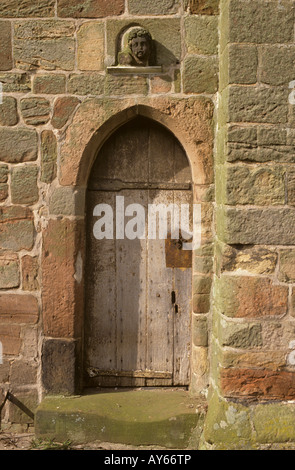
118, 27, 154, 66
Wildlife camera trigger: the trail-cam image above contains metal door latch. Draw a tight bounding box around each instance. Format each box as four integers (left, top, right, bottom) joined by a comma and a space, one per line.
171, 291, 179, 313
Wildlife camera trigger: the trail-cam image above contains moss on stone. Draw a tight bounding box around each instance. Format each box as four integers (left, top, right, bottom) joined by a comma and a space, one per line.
203, 392, 253, 449
35, 390, 206, 449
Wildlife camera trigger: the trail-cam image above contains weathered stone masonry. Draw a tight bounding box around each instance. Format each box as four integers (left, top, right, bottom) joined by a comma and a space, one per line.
1, 0, 295, 449
206, 0, 295, 448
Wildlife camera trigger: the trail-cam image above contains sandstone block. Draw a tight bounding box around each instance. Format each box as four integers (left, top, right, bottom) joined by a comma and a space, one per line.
0, 184, 8, 202
291, 290, 295, 318
14, 20, 75, 70
0, 97, 18, 126
0, 363, 9, 383
193, 255, 213, 275
10, 360, 38, 386
51, 96, 80, 129
57, 0, 125, 18
224, 165, 285, 206
218, 320, 263, 349
0, 21, 12, 70
0, 72, 31, 92
0, 254, 20, 289
0, 206, 34, 251
262, 322, 295, 351
218, 207, 295, 245
216, 275, 288, 318
0, 294, 39, 324
33, 74, 66, 94
0, 0, 55, 17
228, 86, 289, 124
261, 45, 295, 87
193, 275, 212, 294
49, 187, 85, 217
68, 74, 105, 96
183, 56, 218, 94
286, 168, 295, 205
257, 127, 287, 146
20, 97, 51, 126
42, 219, 84, 338
41, 338, 79, 395
254, 403, 295, 443
187, 0, 219, 15
279, 250, 295, 283
221, 350, 286, 372
193, 294, 210, 314
227, 125, 295, 164
0, 165, 8, 183
41, 130, 57, 183
21, 256, 39, 291
105, 75, 148, 96
77, 22, 104, 71
219, 245, 277, 275
228, 0, 294, 44
128, 0, 180, 15
11, 165, 39, 205
0, 324, 21, 356
203, 392, 251, 448
221, 368, 295, 401
184, 16, 218, 55
192, 316, 208, 347
150, 76, 172, 94
220, 44, 258, 89
215, 275, 288, 319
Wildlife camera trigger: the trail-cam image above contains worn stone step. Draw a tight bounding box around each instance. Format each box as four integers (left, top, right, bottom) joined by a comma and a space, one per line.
35, 389, 206, 449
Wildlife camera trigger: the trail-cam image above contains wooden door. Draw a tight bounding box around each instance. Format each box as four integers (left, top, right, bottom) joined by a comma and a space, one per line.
84, 117, 192, 388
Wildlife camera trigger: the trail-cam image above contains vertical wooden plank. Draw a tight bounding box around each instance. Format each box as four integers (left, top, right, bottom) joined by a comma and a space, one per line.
147, 189, 174, 378
173, 190, 193, 385
116, 189, 148, 375
149, 123, 175, 184
173, 267, 192, 385
84, 191, 117, 373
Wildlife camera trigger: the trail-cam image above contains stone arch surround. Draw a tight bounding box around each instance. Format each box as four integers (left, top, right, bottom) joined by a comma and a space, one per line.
41, 97, 215, 395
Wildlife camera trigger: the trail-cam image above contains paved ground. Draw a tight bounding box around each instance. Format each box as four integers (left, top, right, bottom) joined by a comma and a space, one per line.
0, 431, 169, 451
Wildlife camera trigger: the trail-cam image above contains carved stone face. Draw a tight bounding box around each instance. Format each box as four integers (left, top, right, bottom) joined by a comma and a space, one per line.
130, 36, 150, 63
118, 27, 153, 67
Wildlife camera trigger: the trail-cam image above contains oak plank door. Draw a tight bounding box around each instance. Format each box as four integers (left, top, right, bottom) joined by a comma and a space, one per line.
84, 117, 192, 388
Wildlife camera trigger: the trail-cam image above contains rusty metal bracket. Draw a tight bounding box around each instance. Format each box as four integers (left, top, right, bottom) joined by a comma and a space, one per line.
0, 391, 9, 415
0, 391, 34, 425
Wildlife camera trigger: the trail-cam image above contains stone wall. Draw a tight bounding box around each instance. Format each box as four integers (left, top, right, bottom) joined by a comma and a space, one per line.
0, 0, 218, 430
1, 0, 295, 449
205, 0, 295, 449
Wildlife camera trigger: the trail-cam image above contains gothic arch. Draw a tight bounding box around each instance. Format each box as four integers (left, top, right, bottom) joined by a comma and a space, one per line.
41, 97, 214, 395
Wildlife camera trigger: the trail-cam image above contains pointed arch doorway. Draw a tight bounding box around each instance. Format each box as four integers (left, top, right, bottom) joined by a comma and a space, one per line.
84, 116, 193, 389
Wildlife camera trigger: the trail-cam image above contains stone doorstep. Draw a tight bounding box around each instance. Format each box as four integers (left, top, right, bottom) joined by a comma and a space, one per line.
34, 389, 206, 450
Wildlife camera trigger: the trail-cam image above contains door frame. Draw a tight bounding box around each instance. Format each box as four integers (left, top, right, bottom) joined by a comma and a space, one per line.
84, 117, 193, 388
41, 100, 214, 396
